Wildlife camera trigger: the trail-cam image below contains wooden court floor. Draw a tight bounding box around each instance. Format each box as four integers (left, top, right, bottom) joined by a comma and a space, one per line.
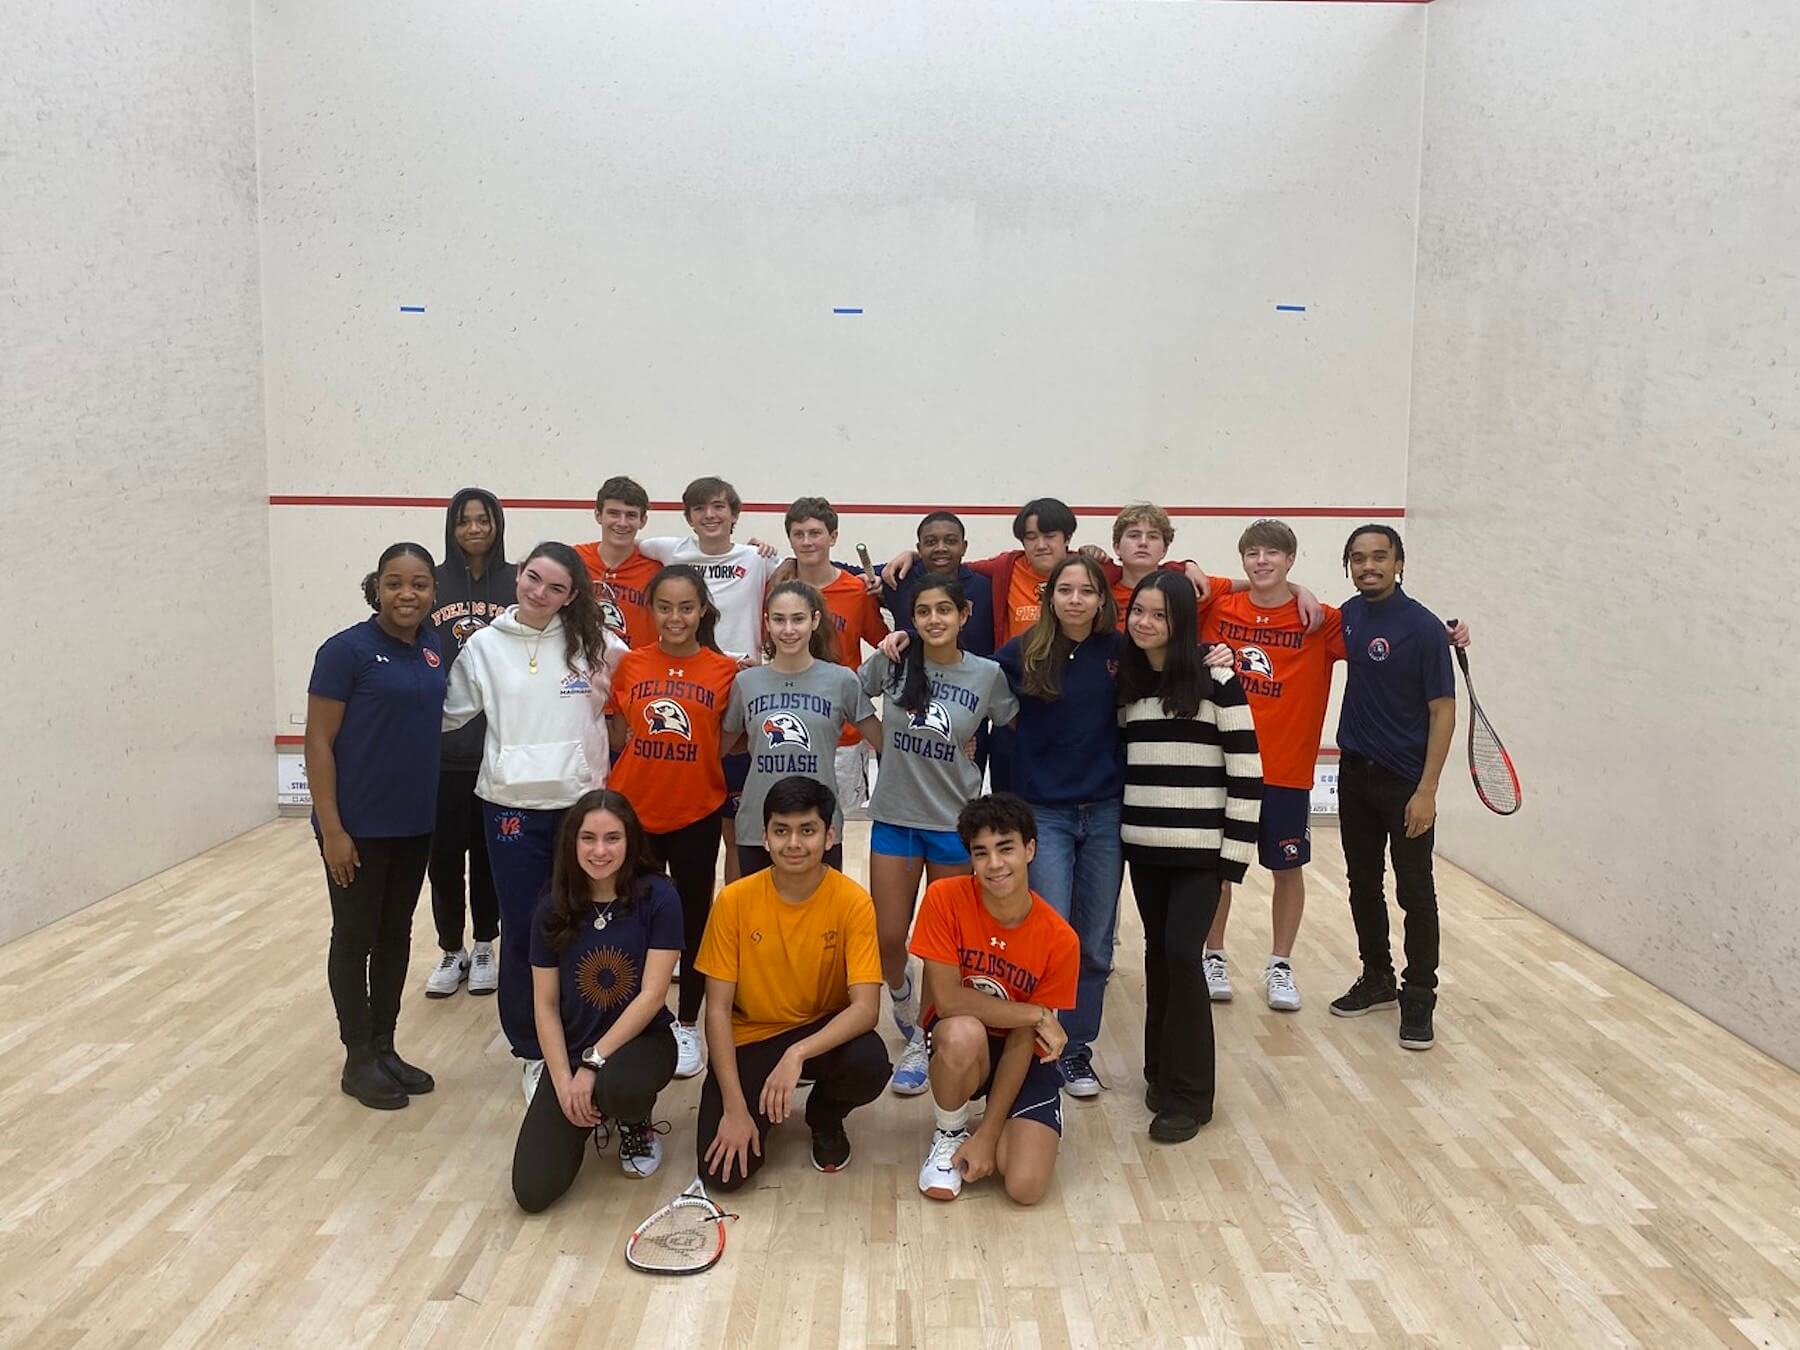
1, 818, 1795, 1349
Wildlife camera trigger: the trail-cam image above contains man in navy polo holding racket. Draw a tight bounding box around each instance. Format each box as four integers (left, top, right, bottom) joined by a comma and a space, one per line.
1327, 525, 1456, 1051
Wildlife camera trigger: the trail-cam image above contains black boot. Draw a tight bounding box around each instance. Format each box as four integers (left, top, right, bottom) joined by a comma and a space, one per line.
372, 1035, 435, 1094
342, 1044, 408, 1110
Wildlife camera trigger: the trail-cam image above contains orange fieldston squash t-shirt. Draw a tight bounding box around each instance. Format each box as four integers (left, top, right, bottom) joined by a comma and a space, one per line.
818, 569, 889, 745
695, 868, 884, 1046
609, 644, 739, 833
573, 543, 660, 650
908, 875, 1080, 1027
1202, 591, 1346, 790
1004, 556, 1045, 642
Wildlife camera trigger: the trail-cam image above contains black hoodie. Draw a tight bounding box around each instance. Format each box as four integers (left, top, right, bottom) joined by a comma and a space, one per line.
431, 487, 518, 771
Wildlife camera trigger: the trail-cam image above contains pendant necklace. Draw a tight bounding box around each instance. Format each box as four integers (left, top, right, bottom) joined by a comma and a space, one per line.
524, 626, 546, 675
592, 897, 618, 931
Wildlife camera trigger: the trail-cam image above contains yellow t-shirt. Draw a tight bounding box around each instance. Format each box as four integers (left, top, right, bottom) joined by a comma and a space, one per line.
694, 869, 883, 1046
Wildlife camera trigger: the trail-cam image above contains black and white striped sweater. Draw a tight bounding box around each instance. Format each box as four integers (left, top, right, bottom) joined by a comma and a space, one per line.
1119, 667, 1264, 881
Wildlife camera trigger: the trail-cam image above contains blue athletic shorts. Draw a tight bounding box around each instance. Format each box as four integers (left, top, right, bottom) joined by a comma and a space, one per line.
870, 820, 969, 866
925, 1025, 1064, 1136
1258, 785, 1312, 871
720, 752, 750, 821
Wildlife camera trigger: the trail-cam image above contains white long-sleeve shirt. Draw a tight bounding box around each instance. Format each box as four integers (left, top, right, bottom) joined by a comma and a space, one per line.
442, 607, 626, 810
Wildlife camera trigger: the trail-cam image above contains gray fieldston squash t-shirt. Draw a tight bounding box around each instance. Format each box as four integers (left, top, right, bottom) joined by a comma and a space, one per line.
725, 660, 873, 834
860, 650, 1019, 832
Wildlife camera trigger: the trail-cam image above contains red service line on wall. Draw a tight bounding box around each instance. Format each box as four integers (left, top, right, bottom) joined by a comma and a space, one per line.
271, 733, 1342, 756
270, 495, 1403, 518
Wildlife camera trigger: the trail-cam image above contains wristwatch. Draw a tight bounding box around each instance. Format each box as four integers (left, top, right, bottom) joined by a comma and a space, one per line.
580, 1046, 607, 1072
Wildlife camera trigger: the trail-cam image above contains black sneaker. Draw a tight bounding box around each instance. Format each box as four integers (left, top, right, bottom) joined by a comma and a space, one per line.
810, 1116, 852, 1173
1149, 1110, 1207, 1144
1329, 972, 1399, 1018
1398, 988, 1436, 1050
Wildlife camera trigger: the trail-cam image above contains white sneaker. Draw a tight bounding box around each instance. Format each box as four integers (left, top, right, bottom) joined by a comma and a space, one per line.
1264, 960, 1302, 1012
1204, 951, 1233, 1002
890, 1030, 930, 1096
424, 948, 468, 998
617, 1121, 666, 1179
918, 1127, 969, 1200
672, 1023, 704, 1079
521, 1058, 545, 1104
468, 941, 498, 996
891, 971, 918, 1042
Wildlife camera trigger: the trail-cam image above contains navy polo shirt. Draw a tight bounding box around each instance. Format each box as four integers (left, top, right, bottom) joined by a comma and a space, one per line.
1337, 586, 1456, 783
308, 617, 450, 837
995, 630, 1124, 805
883, 565, 996, 658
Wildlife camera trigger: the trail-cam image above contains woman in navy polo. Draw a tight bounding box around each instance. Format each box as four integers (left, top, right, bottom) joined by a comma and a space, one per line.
305, 542, 451, 1110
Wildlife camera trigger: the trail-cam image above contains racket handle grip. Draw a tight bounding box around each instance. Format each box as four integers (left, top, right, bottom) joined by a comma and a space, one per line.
857, 544, 877, 576
1446, 618, 1459, 628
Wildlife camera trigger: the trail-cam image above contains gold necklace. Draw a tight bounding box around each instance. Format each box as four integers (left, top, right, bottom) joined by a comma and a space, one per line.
523, 622, 547, 674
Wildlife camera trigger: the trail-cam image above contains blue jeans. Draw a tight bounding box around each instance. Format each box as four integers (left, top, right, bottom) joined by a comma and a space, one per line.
480, 801, 568, 1060
1026, 798, 1124, 1054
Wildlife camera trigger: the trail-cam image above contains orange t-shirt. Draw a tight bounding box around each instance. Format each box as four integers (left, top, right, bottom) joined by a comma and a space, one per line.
609, 644, 739, 832
1004, 557, 1046, 642
818, 569, 889, 744
1202, 592, 1346, 790
573, 543, 660, 650
695, 868, 884, 1046
1113, 568, 1229, 627
908, 876, 1080, 1025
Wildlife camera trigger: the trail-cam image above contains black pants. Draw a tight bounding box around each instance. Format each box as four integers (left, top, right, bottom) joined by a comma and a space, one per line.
322, 833, 432, 1048
736, 842, 844, 876
511, 1023, 678, 1213
428, 768, 499, 950
695, 1018, 891, 1191
987, 722, 1015, 792
1130, 861, 1221, 1120
1338, 751, 1439, 991
646, 810, 722, 1024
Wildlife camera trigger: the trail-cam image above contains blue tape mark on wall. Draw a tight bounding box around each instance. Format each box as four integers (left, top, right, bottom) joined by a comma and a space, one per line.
1275, 305, 1307, 313
833, 307, 863, 314
400, 305, 426, 313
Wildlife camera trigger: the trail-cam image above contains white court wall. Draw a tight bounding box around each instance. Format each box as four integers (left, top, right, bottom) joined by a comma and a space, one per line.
256, 0, 1426, 729
1407, 2, 1800, 1067
0, 4, 273, 942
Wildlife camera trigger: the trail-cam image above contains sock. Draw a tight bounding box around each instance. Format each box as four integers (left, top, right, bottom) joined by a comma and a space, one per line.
891, 971, 912, 1001
933, 1102, 971, 1134
1205, 947, 1226, 959
1268, 956, 1291, 969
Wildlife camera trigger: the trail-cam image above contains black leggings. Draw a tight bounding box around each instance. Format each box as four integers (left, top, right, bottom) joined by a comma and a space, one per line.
512, 1023, 678, 1213
695, 1017, 891, 1192
428, 768, 499, 950
1130, 860, 1222, 1121
646, 811, 722, 1024
322, 833, 432, 1048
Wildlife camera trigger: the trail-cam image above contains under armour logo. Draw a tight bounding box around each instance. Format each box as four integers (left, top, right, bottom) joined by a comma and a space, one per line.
668, 666, 685, 678
373, 654, 390, 663
989, 936, 1006, 950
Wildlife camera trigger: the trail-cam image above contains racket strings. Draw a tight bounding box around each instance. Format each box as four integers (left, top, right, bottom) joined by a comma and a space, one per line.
1468, 714, 1520, 813
627, 1198, 734, 1273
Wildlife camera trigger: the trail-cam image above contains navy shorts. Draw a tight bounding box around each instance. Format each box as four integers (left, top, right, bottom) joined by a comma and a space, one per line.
926, 1026, 1065, 1136
720, 752, 750, 821
1258, 785, 1312, 871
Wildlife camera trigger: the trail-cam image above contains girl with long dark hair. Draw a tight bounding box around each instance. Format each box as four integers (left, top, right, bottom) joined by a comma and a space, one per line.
511, 790, 682, 1209
860, 574, 1018, 1095
305, 542, 449, 1110
1118, 571, 1263, 1142
442, 540, 627, 1101
608, 565, 740, 1081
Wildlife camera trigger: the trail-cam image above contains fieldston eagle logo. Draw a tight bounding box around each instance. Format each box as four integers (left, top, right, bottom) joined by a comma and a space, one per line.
597, 597, 627, 634
645, 699, 692, 739
966, 975, 1010, 1000
451, 616, 487, 644
1367, 637, 1391, 663
908, 701, 954, 740
762, 712, 811, 749
1238, 645, 1274, 679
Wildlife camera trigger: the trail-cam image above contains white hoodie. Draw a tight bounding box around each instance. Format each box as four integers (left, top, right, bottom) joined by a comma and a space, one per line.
442, 607, 627, 811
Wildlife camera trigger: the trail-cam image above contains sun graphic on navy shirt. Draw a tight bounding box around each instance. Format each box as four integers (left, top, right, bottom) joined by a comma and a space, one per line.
576, 946, 639, 1011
